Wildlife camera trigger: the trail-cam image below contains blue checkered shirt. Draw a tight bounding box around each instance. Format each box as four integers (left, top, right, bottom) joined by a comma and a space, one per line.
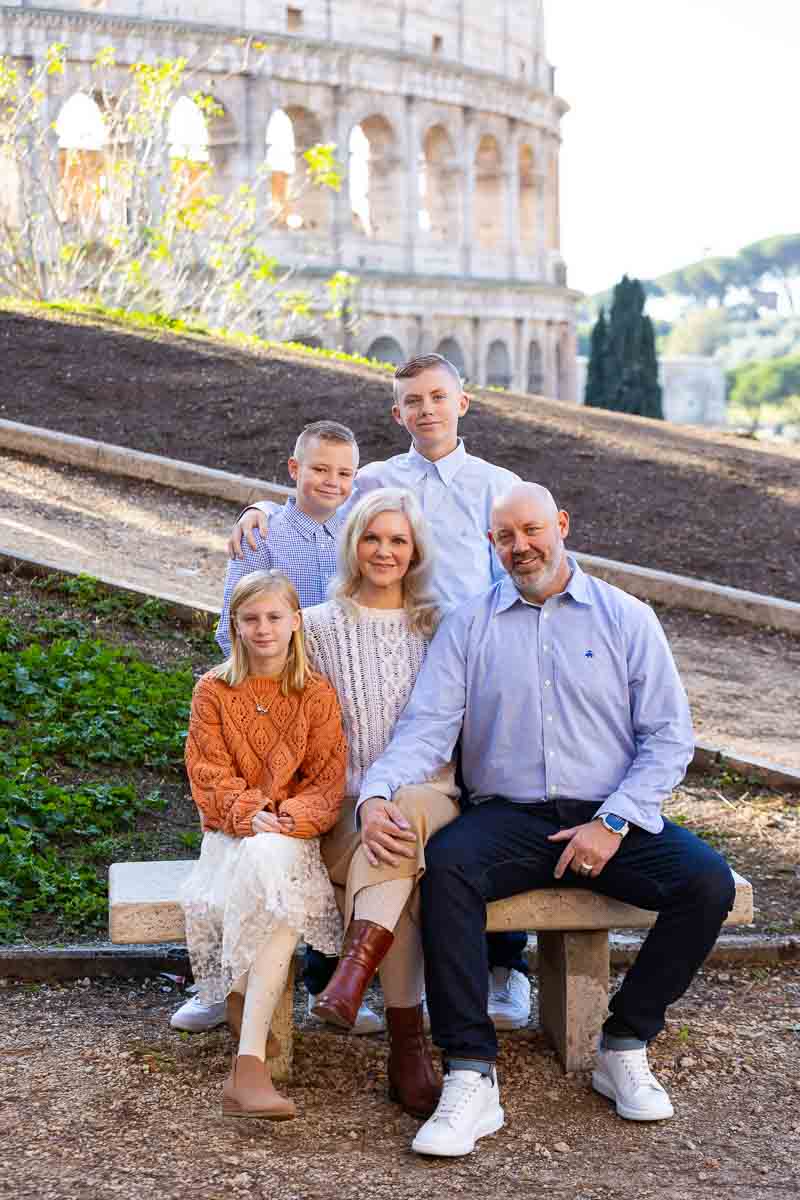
216, 498, 345, 654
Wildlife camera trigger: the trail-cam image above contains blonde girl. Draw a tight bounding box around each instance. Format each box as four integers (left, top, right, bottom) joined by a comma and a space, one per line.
181, 570, 346, 1119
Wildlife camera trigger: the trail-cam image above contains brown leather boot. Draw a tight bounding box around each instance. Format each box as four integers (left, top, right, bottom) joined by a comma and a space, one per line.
386, 1004, 442, 1119
222, 1054, 296, 1119
310, 919, 394, 1028
225, 993, 281, 1059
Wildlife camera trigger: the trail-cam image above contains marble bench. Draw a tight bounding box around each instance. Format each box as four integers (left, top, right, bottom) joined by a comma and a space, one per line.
109, 860, 753, 1075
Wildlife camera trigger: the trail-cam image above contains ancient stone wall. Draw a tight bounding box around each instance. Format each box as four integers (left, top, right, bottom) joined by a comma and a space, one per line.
0, 1, 578, 394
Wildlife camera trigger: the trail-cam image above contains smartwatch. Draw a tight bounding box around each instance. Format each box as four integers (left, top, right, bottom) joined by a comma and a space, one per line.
595, 812, 630, 838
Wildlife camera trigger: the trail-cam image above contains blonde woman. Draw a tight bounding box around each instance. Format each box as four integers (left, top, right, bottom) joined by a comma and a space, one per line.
302, 488, 460, 1119
181, 570, 346, 1119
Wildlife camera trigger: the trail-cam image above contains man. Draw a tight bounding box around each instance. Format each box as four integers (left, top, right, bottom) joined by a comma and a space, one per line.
357, 482, 735, 1157
228, 354, 532, 1029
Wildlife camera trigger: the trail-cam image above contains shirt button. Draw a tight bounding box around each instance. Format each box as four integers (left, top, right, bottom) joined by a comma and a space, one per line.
543, 613, 549, 621
544, 679, 551, 687
546, 715, 553, 722
549, 750, 555, 757
550, 785, 558, 794
543, 643, 549, 651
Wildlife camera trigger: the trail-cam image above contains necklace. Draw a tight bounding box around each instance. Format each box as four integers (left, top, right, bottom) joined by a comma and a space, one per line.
246, 680, 278, 716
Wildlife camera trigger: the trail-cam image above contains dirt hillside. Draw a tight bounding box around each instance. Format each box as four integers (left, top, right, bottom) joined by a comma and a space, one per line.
1, 306, 798, 600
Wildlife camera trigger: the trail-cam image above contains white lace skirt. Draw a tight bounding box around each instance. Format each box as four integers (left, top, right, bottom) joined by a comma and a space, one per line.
180, 830, 342, 1004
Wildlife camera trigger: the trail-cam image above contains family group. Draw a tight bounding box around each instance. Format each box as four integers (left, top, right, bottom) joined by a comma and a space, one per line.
173, 353, 736, 1159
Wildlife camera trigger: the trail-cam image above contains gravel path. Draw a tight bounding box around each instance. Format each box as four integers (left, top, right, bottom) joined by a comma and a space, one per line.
2, 449, 799, 770
1, 966, 799, 1200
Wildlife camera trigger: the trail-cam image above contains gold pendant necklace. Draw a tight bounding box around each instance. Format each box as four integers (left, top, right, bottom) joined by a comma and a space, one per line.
246, 680, 277, 716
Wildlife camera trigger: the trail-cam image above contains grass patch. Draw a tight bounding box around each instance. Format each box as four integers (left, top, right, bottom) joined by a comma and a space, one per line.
0, 570, 210, 941
2, 298, 397, 375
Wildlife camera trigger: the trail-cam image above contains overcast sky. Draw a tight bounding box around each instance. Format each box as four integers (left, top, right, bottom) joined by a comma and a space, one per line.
546, 0, 800, 296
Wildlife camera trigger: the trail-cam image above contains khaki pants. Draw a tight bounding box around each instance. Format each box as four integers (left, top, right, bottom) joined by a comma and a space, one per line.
321, 769, 460, 930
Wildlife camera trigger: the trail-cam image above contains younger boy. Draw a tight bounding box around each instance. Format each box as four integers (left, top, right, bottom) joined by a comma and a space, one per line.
171, 420, 383, 1034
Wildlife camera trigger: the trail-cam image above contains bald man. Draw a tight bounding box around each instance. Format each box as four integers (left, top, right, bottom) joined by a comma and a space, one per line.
357, 483, 735, 1157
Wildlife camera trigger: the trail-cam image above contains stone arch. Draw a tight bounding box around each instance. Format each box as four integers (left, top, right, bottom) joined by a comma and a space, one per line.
266, 105, 326, 232
519, 142, 539, 256
366, 335, 405, 366
167, 95, 212, 208
435, 337, 466, 379
348, 114, 401, 241
473, 134, 504, 250
418, 124, 460, 242
486, 339, 511, 389
527, 338, 543, 394
55, 92, 109, 228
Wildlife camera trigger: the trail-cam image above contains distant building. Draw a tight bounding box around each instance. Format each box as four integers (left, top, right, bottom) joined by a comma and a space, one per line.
0, 1, 579, 396
575, 356, 727, 426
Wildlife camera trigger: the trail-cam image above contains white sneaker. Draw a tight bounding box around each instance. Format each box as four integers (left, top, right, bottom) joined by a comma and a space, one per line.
487, 967, 531, 1030
592, 1043, 675, 1121
306, 991, 385, 1035
412, 1068, 505, 1157
170, 994, 226, 1033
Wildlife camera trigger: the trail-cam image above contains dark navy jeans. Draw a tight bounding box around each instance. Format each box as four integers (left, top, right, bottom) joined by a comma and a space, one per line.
420, 797, 735, 1062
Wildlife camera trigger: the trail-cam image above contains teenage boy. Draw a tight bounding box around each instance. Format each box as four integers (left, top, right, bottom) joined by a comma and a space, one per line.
228, 354, 532, 1030
170, 420, 383, 1035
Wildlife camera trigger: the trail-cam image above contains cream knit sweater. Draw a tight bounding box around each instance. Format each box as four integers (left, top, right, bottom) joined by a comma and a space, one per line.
302, 600, 429, 798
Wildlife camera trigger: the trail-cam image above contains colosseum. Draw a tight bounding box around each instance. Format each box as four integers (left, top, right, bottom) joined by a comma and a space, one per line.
0, 1, 578, 397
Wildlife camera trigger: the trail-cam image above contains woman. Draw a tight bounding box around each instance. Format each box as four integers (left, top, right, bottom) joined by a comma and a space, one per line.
302, 488, 460, 1119
182, 570, 346, 1119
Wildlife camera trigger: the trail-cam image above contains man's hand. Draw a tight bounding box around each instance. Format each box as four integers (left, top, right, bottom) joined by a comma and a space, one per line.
360, 797, 417, 868
549, 820, 623, 880
227, 508, 269, 558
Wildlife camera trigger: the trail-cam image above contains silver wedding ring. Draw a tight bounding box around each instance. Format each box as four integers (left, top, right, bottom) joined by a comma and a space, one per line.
580, 861, 593, 874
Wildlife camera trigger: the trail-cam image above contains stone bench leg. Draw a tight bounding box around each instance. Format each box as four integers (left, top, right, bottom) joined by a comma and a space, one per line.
537, 930, 609, 1073
270, 958, 295, 1082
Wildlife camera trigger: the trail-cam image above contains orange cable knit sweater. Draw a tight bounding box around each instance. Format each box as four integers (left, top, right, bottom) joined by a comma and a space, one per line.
184, 671, 347, 840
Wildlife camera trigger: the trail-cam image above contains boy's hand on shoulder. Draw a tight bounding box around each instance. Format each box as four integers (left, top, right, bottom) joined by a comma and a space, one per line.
227, 508, 269, 558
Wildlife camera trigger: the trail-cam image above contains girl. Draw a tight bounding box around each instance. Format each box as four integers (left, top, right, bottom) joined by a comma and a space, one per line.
302, 489, 460, 1119
182, 570, 346, 1118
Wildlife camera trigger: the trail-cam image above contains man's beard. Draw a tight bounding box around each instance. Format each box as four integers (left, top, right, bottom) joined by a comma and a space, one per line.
511, 546, 565, 602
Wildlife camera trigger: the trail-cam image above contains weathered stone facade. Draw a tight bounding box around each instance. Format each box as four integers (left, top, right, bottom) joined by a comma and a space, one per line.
0, 1, 578, 395
574, 356, 728, 427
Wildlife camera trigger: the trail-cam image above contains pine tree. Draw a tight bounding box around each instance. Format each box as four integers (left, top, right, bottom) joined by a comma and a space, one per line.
585, 275, 663, 418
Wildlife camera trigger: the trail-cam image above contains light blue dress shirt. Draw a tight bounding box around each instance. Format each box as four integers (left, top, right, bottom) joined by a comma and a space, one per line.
256, 440, 520, 614
357, 559, 694, 833
217, 498, 345, 654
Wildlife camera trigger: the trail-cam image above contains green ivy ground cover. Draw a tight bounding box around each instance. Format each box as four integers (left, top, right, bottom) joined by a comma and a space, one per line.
0, 571, 214, 941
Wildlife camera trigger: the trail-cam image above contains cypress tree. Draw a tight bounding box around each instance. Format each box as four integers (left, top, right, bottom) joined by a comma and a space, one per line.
586, 274, 662, 418
584, 307, 607, 408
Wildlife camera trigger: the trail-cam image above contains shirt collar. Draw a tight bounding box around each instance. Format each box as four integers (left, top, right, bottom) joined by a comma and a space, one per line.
282, 497, 344, 541
406, 438, 467, 486
494, 555, 593, 614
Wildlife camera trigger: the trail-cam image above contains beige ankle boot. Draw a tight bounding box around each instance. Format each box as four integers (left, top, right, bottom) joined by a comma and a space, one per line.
222, 1054, 296, 1119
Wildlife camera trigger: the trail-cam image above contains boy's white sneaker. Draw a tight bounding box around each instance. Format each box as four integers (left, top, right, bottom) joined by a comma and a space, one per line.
412, 1068, 504, 1157
592, 1043, 675, 1121
170, 994, 226, 1033
306, 991, 384, 1035
487, 967, 531, 1030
